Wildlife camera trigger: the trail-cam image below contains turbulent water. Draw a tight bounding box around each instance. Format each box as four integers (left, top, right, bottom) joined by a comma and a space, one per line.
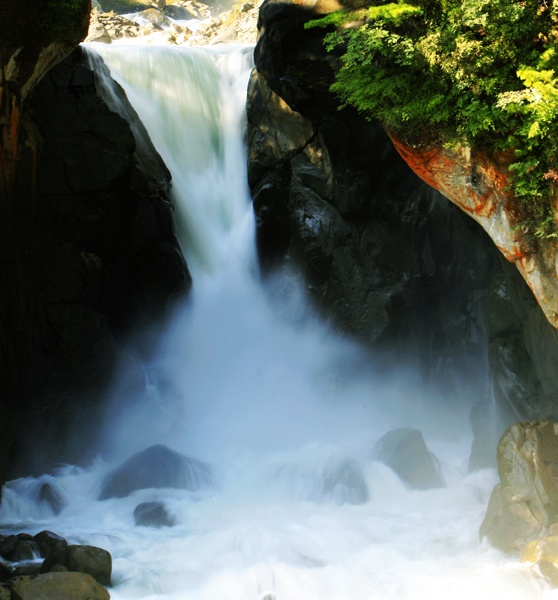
0, 43, 553, 599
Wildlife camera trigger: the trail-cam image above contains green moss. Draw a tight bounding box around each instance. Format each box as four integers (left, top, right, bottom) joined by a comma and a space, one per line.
313, 0, 558, 239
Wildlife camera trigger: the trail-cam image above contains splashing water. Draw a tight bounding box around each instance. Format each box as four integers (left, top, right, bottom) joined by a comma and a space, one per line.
0, 43, 553, 599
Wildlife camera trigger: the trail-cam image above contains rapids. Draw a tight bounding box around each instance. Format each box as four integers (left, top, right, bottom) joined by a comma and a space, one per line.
0, 43, 553, 599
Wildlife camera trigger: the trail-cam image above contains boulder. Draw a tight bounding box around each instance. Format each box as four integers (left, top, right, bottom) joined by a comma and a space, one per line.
13, 563, 42, 578
0, 536, 39, 563
0, 562, 14, 583
133, 501, 176, 527
41, 545, 112, 587
521, 535, 558, 586
320, 459, 369, 505
481, 421, 558, 553
33, 532, 68, 560
9, 541, 37, 563
99, 444, 213, 500
374, 428, 443, 490
0, 538, 18, 562
9, 572, 109, 600
36, 483, 66, 516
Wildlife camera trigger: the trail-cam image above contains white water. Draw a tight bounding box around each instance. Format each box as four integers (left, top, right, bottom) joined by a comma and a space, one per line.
0, 43, 554, 599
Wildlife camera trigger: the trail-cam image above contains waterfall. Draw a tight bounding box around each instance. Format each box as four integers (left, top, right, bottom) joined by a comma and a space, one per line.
0, 43, 551, 600
85, 43, 256, 279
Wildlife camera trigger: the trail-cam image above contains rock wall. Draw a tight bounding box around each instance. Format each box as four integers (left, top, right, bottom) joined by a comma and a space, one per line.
390, 137, 558, 330
247, 0, 558, 457
1, 47, 190, 478
0, 0, 93, 488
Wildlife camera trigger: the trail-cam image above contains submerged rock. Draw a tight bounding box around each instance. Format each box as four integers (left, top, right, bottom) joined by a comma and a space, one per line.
134, 501, 176, 527
481, 421, 558, 553
374, 428, 443, 490
99, 444, 213, 499
320, 459, 369, 505
36, 483, 66, 516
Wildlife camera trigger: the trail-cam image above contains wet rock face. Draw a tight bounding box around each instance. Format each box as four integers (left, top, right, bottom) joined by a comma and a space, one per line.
390, 137, 558, 330
248, 2, 497, 393
3, 47, 190, 478
481, 421, 558, 554
0, 0, 92, 494
248, 0, 558, 433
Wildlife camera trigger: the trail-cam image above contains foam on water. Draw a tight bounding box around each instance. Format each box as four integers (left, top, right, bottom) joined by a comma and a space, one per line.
0, 42, 554, 599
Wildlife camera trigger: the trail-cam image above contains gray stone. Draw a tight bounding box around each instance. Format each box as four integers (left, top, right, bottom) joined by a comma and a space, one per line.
321, 459, 369, 505
374, 428, 443, 490
134, 501, 176, 527
99, 444, 213, 500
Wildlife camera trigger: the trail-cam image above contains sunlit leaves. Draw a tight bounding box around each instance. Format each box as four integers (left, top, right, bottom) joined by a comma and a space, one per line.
318, 0, 558, 238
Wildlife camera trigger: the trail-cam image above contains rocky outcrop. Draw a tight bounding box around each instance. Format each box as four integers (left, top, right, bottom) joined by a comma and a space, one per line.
1, 25, 190, 477
390, 137, 558, 330
248, 0, 496, 405
481, 421, 558, 554
247, 0, 558, 446
0, 0, 92, 491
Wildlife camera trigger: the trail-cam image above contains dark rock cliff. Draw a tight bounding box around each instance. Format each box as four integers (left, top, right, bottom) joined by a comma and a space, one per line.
1, 46, 190, 478
247, 0, 558, 462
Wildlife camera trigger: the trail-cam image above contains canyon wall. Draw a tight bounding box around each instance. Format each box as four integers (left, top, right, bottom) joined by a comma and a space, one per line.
1, 3, 190, 478
247, 0, 558, 463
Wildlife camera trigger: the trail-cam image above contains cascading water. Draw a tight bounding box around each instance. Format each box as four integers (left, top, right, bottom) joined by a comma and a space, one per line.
0, 42, 553, 599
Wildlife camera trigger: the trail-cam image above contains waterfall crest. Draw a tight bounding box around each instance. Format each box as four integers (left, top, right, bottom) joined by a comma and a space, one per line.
86, 43, 256, 280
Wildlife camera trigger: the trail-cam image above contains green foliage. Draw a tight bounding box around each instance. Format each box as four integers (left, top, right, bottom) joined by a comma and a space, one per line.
317, 0, 558, 239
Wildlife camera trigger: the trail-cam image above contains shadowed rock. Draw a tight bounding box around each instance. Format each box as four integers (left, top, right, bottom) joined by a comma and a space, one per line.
321, 459, 369, 505
374, 428, 443, 490
41, 545, 112, 587
99, 444, 213, 500
36, 483, 66, 516
133, 501, 176, 527
33, 531, 68, 561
